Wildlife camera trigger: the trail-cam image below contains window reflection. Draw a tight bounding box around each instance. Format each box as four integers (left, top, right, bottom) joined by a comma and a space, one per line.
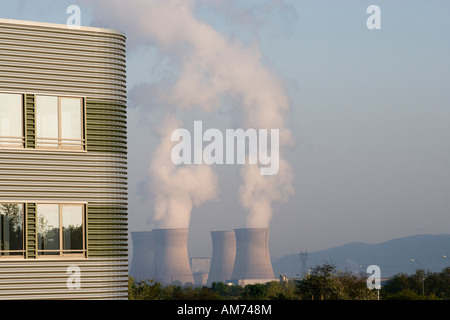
61, 97, 82, 146
0, 93, 23, 147
37, 204, 84, 256
36, 96, 58, 147
0, 204, 24, 256
37, 204, 60, 255
36, 95, 84, 149
62, 205, 83, 254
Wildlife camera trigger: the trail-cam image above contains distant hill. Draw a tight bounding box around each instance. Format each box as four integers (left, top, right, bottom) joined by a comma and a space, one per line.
272, 234, 450, 278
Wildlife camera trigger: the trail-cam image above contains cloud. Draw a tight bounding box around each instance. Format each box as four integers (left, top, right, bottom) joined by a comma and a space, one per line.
150, 114, 219, 229
85, 0, 295, 228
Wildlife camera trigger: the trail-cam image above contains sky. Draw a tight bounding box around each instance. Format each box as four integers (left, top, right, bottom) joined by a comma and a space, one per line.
1, 0, 449, 260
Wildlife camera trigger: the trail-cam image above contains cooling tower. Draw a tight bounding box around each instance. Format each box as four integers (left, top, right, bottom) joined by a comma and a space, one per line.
151, 228, 194, 284
231, 228, 276, 282
207, 231, 236, 285
130, 231, 154, 282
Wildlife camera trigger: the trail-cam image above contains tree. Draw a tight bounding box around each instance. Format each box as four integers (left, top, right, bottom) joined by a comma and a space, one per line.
0, 204, 23, 252
382, 273, 411, 294
296, 262, 340, 300
265, 280, 297, 300
381, 268, 450, 300
128, 277, 163, 300
211, 282, 228, 296
197, 287, 222, 300
211, 281, 243, 299
296, 262, 378, 300
239, 283, 268, 300
432, 267, 450, 299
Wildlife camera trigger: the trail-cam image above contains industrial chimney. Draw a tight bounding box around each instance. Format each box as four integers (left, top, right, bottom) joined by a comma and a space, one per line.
231, 228, 276, 284
151, 228, 194, 284
130, 231, 154, 282
207, 231, 236, 285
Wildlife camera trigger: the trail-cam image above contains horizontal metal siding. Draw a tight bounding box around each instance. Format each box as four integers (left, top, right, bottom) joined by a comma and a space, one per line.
0, 258, 128, 300
86, 99, 128, 154
0, 150, 127, 202
0, 20, 126, 103
0, 150, 129, 259
87, 203, 128, 257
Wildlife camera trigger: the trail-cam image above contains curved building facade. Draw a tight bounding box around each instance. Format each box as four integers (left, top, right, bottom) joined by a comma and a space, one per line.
0, 19, 128, 299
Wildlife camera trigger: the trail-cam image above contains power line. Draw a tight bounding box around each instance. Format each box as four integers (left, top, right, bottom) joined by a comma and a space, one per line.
299, 251, 309, 277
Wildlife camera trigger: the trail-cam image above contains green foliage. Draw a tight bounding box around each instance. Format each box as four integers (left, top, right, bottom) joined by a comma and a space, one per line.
128, 264, 450, 300
128, 277, 164, 300
265, 281, 298, 300
295, 262, 378, 300
382, 288, 441, 300
210, 281, 243, 299
128, 277, 221, 300
211, 281, 228, 295
239, 283, 268, 300
0, 204, 23, 252
382, 267, 450, 300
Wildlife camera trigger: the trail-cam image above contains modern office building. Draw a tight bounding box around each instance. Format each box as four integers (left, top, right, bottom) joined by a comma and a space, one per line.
0, 19, 128, 299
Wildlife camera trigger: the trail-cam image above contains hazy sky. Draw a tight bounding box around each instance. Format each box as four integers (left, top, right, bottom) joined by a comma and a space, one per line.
1, 0, 449, 259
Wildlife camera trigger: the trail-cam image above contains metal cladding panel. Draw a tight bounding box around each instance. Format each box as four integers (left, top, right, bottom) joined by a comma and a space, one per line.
0, 19, 126, 103
130, 231, 154, 282
0, 150, 129, 258
151, 229, 194, 285
0, 258, 128, 300
207, 231, 236, 285
0, 149, 127, 202
86, 99, 127, 154
0, 19, 128, 299
231, 228, 276, 281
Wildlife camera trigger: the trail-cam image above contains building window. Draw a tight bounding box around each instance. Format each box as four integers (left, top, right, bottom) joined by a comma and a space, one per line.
36, 95, 85, 150
37, 204, 85, 257
0, 204, 24, 257
0, 93, 24, 148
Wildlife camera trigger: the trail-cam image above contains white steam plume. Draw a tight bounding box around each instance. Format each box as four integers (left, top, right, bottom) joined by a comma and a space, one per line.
150, 115, 218, 229
86, 0, 294, 228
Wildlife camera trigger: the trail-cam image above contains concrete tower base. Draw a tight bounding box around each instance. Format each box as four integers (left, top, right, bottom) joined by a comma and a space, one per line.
207, 230, 236, 285
151, 228, 194, 285
231, 228, 276, 283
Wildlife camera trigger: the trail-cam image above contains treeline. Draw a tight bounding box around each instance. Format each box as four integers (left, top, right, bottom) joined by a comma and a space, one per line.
128, 278, 296, 300
128, 263, 450, 300
382, 267, 450, 300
